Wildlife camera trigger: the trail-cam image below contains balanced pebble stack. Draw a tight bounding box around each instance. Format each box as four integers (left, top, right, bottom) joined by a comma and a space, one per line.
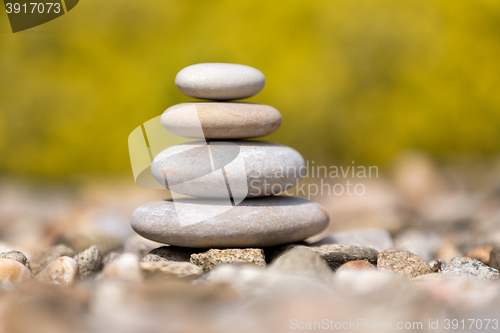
131, 63, 329, 248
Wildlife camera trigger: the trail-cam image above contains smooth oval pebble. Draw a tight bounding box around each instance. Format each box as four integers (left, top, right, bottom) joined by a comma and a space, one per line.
151, 140, 305, 198
0, 258, 33, 287
175, 63, 266, 100
130, 196, 329, 248
161, 102, 281, 139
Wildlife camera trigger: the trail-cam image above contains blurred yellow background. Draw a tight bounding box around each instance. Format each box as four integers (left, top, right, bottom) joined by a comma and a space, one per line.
1, 0, 500, 180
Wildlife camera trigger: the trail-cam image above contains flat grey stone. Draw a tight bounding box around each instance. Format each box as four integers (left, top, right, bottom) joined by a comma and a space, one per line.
161, 102, 281, 139
312, 228, 393, 252
151, 140, 305, 198
441, 256, 499, 280
175, 63, 265, 100
131, 196, 329, 248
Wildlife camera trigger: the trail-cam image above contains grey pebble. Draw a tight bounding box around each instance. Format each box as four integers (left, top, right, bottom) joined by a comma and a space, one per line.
74, 245, 101, 280
441, 256, 499, 280
131, 196, 329, 248
269, 247, 333, 282
175, 63, 266, 100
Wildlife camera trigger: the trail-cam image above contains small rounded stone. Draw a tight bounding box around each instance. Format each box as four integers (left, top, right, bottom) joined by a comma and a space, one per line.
0, 251, 30, 270
161, 102, 281, 139
465, 246, 493, 265
151, 140, 305, 198
31, 244, 74, 275
131, 196, 329, 248
0, 258, 33, 287
175, 63, 265, 100
35, 256, 79, 287
378, 249, 432, 279
74, 245, 102, 280
336, 260, 376, 272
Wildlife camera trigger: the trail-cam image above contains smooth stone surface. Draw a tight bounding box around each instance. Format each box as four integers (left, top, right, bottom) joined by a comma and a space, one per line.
0, 251, 30, 270
175, 63, 265, 100
131, 196, 329, 248
378, 249, 433, 279
190, 248, 265, 272
35, 256, 79, 287
336, 260, 376, 272
161, 103, 281, 139
0, 258, 33, 288
151, 140, 305, 198
269, 247, 333, 282
268, 244, 378, 270
441, 256, 499, 280
103, 253, 143, 282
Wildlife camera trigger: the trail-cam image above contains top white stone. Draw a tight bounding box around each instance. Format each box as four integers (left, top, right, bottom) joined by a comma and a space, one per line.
175, 63, 266, 100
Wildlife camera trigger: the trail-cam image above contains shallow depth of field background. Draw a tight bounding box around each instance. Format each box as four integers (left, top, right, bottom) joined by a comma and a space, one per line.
1, 0, 500, 182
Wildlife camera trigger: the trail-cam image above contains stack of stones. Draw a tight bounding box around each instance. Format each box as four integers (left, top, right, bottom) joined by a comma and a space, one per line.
131, 63, 329, 253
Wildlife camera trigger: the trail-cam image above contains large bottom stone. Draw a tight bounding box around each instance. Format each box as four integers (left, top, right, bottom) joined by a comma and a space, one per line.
131, 196, 329, 248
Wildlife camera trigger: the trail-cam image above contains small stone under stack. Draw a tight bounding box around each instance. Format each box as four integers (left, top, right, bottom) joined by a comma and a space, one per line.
131, 63, 329, 248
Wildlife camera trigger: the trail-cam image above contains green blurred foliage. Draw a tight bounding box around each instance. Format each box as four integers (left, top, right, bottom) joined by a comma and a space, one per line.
1, 0, 500, 179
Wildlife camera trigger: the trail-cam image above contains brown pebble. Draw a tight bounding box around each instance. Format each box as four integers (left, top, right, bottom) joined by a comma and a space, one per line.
31, 244, 74, 275
336, 260, 376, 272
0, 258, 33, 289
466, 246, 493, 265
140, 261, 203, 279
490, 247, 500, 270
36, 256, 79, 287
190, 248, 266, 272
436, 241, 462, 263
431, 260, 445, 272
378, 249, 432, 279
